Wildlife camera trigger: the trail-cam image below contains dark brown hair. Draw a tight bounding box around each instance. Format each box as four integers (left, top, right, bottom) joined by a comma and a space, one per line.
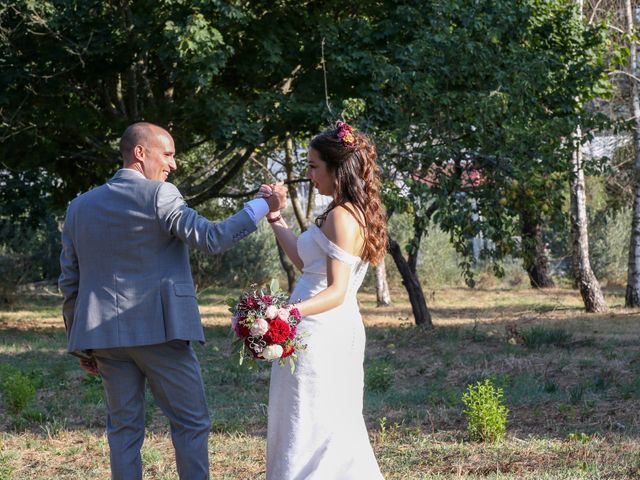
310, 124, 388, 265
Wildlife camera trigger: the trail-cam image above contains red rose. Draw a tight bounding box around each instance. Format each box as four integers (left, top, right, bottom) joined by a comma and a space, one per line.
265, 319, 291, 344
261, 295, 273, 304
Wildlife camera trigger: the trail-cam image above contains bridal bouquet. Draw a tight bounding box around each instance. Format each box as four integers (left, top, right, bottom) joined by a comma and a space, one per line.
229, 280, 305, 371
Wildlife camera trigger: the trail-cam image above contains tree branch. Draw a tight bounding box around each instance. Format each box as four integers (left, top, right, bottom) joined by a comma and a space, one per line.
184, 147, 256, 206
206, 178, 310, 199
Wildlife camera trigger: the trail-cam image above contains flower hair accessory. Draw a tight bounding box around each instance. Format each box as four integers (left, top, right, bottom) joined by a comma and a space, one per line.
336, 121, 356, 148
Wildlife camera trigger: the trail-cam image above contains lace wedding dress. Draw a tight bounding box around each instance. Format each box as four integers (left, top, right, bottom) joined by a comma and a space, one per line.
267, 224, 384, 479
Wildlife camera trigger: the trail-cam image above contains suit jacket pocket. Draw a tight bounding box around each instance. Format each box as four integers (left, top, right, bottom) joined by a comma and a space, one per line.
174, 283, 196, 297
161, 281, 203, 341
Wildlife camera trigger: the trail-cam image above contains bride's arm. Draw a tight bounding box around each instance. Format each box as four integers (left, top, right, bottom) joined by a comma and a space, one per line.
255, 184, 304, 270
268, 213, 304, 271
293, 208, 361, 317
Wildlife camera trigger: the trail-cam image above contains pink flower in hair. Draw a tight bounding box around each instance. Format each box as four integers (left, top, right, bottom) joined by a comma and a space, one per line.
336, 121, 356, 147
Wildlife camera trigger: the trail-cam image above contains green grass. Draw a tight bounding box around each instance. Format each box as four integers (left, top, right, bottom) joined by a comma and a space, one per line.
521, 325, 573, 349
0, 286, 639, 478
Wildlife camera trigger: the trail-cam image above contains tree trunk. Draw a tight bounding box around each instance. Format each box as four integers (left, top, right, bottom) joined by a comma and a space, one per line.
375, 259, 392, 306
276, 243, 296, 294
285, 136, 309, 231
570, 130, 608, 312
520, 206, 555, 288
407, 211, 426, 274
569, 0, 607, 312
624, 0, 640, 307
389, 238, 433, 327
305, 181, 316, 225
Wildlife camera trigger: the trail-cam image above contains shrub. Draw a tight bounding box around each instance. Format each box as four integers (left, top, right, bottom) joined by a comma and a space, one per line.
365, 360, 394, 393
1, 372, 36, 413
462, 379, 509, 442
521, 325, 572, 349
589, 207, 631, 284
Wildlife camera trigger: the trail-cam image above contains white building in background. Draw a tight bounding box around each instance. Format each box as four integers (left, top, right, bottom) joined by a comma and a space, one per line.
582, 134, 631, 161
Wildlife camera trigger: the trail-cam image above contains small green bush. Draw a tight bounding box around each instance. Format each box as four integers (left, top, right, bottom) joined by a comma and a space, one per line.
462, 378, 509, 442
365, 360, 394, 393
1, 372, 36, 413
521, 325, 572, 349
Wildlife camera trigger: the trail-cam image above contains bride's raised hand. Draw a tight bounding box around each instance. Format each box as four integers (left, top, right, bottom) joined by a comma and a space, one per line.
269, 183, 288, 211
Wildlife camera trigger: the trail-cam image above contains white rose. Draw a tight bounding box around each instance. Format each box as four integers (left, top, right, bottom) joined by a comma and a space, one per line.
249, 318, 269, 337
276, 308, 291, 322
262, 344, 284, 360
265, 305, 278, 320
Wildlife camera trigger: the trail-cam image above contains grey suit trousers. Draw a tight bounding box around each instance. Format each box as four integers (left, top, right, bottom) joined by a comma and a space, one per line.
93, 341, 210, 480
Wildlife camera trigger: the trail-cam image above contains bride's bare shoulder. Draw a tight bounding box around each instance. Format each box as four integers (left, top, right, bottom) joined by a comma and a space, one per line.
322, 204, 365, 255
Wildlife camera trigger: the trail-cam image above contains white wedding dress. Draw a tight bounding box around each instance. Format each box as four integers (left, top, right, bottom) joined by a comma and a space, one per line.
267, 224, 384, 480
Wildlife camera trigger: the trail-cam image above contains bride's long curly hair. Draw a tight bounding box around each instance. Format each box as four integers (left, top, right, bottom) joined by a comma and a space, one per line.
310, 123, 388, 265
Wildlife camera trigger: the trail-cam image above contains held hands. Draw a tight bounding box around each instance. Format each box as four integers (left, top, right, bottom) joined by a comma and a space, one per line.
256, 182, 288, 213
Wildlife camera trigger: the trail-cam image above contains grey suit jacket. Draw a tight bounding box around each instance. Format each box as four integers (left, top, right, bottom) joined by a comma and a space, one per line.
58, 169, 256, 354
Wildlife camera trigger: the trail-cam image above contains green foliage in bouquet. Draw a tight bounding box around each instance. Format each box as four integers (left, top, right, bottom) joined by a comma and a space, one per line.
462, 379, 509, 443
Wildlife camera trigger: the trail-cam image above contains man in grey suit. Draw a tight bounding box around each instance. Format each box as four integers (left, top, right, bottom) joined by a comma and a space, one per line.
58, 122, 286, 480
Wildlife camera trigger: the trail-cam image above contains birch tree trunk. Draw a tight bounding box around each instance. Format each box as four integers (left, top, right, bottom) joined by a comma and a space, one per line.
570, 129, 608, 312
624, 0, 640, 307
375, 259, 392, 306
569, 0, 607, 312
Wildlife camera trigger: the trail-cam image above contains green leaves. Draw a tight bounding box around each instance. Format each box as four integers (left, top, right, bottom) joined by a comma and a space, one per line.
462, 378, 509, 443
369, 0, 612, 282
0, 0, 617, 291
269, 278, 280, 296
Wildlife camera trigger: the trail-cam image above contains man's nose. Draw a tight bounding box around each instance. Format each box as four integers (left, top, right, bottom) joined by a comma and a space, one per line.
170, 158, 177, 170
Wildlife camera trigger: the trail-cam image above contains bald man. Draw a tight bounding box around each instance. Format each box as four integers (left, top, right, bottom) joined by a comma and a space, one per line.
59, 122, 287, 480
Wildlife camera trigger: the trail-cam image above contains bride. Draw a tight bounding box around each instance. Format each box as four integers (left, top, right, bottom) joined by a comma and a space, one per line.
262, 122, 387, 479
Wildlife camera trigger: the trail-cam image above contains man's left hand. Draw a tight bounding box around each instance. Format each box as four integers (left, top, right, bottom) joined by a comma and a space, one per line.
79, 357, 100, 375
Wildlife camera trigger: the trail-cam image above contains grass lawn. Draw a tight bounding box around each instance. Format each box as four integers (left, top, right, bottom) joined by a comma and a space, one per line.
1, 285, 639, 479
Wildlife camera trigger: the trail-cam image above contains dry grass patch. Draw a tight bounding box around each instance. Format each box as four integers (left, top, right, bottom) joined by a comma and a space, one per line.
1, 285, 639, 479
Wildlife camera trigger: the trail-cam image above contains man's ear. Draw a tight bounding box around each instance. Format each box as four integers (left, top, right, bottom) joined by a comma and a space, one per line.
133, 144, 145, 162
